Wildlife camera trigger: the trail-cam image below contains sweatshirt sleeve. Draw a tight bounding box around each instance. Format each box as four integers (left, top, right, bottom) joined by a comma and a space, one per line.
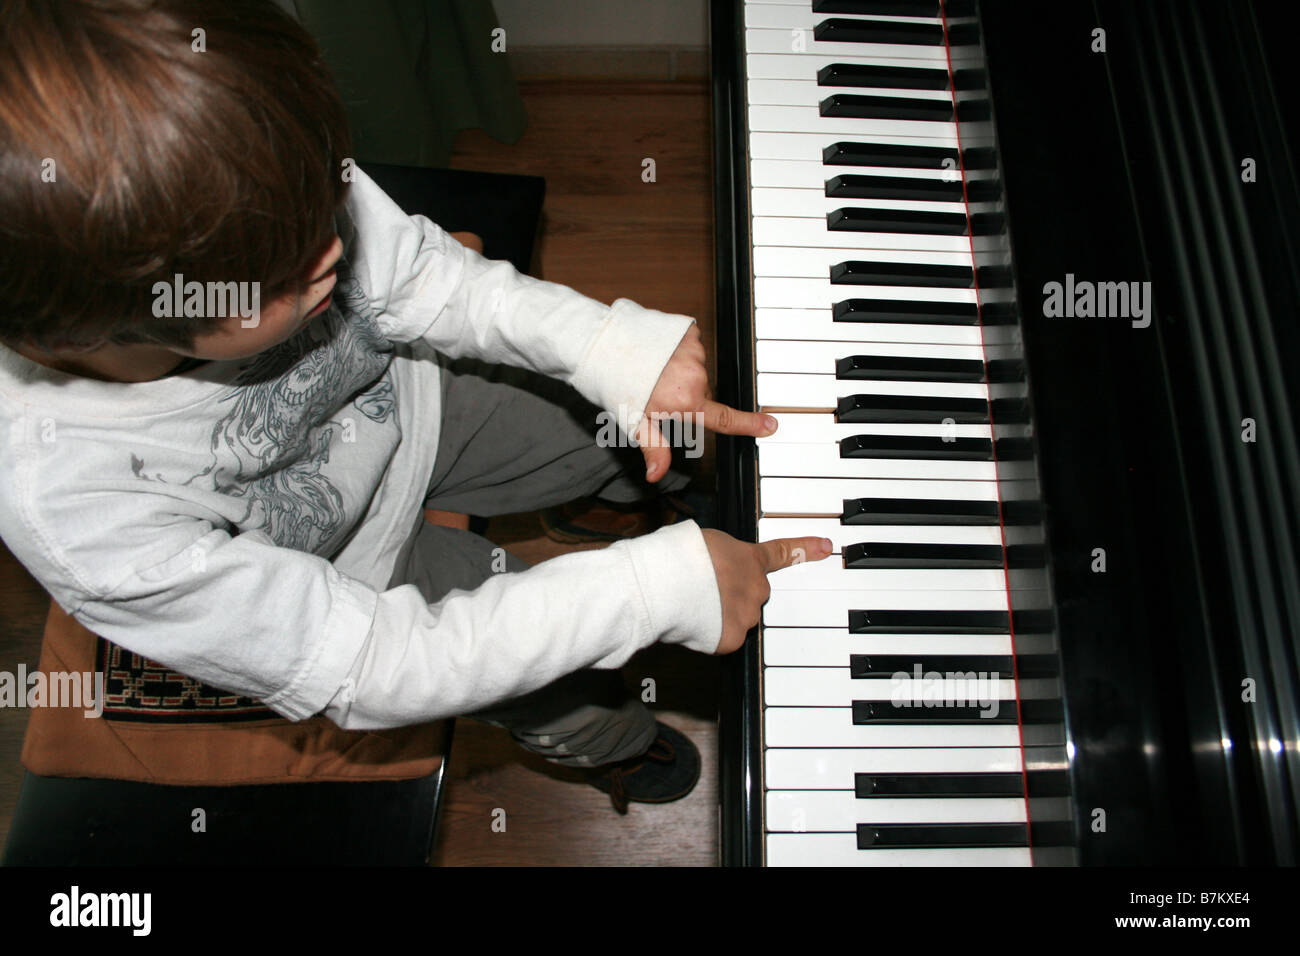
70, 519, 721, 728
323, 521, 721, 730
341, 167, 693, 437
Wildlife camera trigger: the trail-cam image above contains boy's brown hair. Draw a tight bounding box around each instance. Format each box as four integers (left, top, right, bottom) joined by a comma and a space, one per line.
0, 0, 352, 352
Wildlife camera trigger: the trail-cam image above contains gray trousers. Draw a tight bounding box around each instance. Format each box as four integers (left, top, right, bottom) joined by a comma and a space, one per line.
390, 357, 689, 767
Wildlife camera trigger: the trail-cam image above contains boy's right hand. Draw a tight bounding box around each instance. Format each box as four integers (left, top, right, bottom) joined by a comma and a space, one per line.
701, 530, 834, 654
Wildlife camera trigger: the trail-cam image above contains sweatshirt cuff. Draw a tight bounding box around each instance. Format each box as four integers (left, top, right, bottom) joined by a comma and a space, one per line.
263, 566, 378, 720
569, 298, 695, 437
624, 520, 722, 654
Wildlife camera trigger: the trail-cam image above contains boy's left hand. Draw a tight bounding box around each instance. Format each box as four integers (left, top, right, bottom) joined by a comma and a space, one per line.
637, 324, 778, 482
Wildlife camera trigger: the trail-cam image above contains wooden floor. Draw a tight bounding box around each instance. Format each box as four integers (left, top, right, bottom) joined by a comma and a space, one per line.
434, 79, 719, 866
0, 79, 722, 866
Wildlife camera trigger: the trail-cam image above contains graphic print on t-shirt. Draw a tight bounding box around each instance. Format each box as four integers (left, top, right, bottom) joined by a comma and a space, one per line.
129, 260, 401, 556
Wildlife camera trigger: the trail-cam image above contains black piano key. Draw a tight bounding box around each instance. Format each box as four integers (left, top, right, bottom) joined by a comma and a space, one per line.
824, 141, 960, 169
988, 395, 1029, 423
855, 772, 1025, 798
841, 434, 993, 460
979, 301, 1017, 324
852, 700, 1017, 724
976, 264, 1014, 287
812, 0, 942, 15
985, 358, 1026, 383
820, 94, 953, 123
817, 63, 949, 91
951, 66, 986, 92
836, 354, 985, 382
840, 497, 1000, 525
999, 499, 1042, 525
828, 207, 968, 235
835, 393, 988, 424
826, 174, 964, 202
956, 100, 992, 124
857, 823, 1028, 849
964, 178, 1002, 203
849, 654, 1014, 678
961, 147, 997, 169
814, 18, 944, 46
944, 21, 981, 46
969, 211, 1006, 234
830, 261, 974, 288
849, 610, 1010, 633
833, 298, 979, 325
843, 542, 1005, 569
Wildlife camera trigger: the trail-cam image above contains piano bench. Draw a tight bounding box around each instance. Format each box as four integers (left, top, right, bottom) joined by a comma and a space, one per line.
0, 601, 453, 867
0, 769, 451, 867
369, 160, 544, 542
359, 162, 546, 278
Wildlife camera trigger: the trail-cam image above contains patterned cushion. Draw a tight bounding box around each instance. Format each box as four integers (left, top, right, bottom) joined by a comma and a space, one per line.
21, 601, 448, 785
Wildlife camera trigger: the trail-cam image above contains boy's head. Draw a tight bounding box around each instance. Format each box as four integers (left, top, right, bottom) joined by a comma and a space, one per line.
0, 0, 352, 358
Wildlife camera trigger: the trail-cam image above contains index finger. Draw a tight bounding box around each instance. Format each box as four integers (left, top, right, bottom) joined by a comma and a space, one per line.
701, 399, 778, 438
757, 536, 834, 574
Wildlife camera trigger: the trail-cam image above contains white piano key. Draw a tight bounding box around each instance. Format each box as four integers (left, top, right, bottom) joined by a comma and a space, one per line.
766, 747, 1023, 789
765, 791, 1027, 831
759, 517, 1002, 548
769, 559, 1008, 592
756, 278, 977, 310
745, 30, 950, 64
759, 372, 988, 409
762, 706, 1020, 747
754, 246, 974, 277
751, 185, 963, 217
765, 588, 1009, 626
761, 413, 990, 442
756, 337, 983, 371
764, 668, 1017, 707
748, 78, 953, 108
756, 310, 983, 344
745, 5, 938, 30
760, 476, 999, 514
750, 159, 837, 189
766, 835, 1032, 867
759, 442, 997, 481
747, 52, 946, 83
761, 628, 1013, 665
752, 217, 971, 250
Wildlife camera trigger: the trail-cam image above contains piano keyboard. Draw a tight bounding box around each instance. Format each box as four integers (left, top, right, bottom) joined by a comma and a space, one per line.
741, 0, 1031, 866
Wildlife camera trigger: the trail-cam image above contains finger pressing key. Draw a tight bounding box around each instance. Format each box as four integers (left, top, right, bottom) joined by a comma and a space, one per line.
701, 399, 778, 438
758, 536, 834, 573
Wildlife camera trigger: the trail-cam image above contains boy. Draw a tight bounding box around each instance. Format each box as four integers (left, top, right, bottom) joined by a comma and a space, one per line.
0, 0, 829, 814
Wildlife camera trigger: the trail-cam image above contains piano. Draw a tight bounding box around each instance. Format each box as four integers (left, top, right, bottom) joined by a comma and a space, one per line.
712, 0, 1300, 866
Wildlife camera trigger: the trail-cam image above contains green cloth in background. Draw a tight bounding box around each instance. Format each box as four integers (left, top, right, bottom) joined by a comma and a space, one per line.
291, 0, 527, 167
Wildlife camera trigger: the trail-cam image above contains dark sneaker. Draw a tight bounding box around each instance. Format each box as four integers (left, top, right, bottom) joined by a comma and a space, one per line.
589, 721, 701, 814
660, 489, 717, 530
540, 498, 663, 543
541, 489, 718, 543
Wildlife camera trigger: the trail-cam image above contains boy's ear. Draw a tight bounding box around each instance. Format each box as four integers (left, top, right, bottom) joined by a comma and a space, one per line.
449, 232, 484, 255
